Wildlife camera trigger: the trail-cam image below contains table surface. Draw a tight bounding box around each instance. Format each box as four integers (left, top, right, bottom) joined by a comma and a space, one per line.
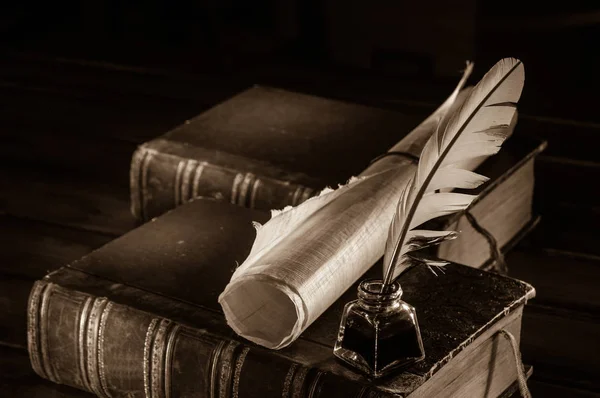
0, 53, 599, 398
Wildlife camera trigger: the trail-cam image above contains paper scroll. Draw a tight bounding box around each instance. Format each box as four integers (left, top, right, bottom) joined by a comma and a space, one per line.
219, 66, 478, 350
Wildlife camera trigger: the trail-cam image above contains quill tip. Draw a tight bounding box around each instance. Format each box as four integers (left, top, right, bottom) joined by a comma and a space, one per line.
463, 61, 474, 75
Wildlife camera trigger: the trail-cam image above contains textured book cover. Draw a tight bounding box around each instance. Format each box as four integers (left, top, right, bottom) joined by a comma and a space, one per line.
437, 134, 547, 269
28, 198, 535, 397
130, 85, 427, 221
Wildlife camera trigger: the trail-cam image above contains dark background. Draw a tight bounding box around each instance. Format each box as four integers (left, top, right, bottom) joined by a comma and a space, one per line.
1, 1, 599, 397
2, 0, 600, 118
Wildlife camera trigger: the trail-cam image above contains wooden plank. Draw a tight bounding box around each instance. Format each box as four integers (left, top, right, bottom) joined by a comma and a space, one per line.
527, 204, 600, 256
0, 55, 246, 104
0, 84, 210, 144
4, 56, 600, 165
0, 168, 135, 236
1, 130, 137, 183
507, 249, 600, 312
528, 379, 600, 398
521, 304, 600, 390
517, 117, 600, 163
535, 156, 600, 208
0, 215, 112, 279
6, 50, 600, 142
0, 95, 140, 234
0, 52, 453, 104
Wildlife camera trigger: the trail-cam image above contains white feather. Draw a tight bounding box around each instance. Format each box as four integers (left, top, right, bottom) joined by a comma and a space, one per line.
382, 58, 525, 285
428, 168, 489, 191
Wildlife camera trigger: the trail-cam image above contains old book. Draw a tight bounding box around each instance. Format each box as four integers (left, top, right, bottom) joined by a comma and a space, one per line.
28, 198, 535, 397
129, 84, 546, 270
437, 134, 547, 269
129, 85, 427, 221
0, 345, 531, 398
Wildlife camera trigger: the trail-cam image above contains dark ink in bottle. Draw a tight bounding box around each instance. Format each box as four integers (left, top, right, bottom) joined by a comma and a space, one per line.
334, 279, 425, 378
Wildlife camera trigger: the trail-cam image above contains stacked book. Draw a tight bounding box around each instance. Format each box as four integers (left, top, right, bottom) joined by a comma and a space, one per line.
27, 86, 545, 397
130, 86, 546, 270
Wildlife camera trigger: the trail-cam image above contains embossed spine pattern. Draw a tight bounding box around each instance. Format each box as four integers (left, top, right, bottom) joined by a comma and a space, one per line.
130, 145, 314, 221
27, 281, 390, 398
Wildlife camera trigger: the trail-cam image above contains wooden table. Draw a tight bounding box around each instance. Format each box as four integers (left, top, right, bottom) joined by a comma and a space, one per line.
0, 54, 599, 397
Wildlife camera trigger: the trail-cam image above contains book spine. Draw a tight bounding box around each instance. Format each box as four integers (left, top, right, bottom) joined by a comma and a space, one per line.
130, 146, 315, 221
27, 280, 391, 398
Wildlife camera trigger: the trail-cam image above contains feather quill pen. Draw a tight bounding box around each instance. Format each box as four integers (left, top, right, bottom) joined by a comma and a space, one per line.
382, 58, 525, 287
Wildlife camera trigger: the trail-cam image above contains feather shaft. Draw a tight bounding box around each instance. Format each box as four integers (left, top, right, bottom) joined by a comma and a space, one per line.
382, 59, 525, 287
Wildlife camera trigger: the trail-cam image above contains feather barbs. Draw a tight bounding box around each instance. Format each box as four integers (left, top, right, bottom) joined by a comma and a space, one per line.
382, 58, 525, 287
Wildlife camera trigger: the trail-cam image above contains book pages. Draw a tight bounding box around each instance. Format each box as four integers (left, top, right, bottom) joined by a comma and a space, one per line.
219, 70, 476, 350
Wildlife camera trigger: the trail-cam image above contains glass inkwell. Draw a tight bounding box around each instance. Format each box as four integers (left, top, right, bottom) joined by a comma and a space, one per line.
333, 278, 425, 378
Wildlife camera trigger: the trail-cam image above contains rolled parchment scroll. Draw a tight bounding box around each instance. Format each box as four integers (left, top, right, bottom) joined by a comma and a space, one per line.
219, 67, 478, 350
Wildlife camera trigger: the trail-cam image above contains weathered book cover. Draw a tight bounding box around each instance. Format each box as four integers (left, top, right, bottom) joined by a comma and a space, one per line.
129, 85, 427, 221
437, 135, 547, 269
28, 198, 535, 397
0, 344, 532, 397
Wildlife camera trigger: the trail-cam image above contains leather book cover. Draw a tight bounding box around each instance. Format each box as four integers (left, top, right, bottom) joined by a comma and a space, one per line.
28, 198, 535, 397
436, 135, 547, 269
130, 85, 427, 220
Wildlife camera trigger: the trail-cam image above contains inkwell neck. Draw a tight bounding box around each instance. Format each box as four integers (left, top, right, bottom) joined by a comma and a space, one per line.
357, 279, 402, 312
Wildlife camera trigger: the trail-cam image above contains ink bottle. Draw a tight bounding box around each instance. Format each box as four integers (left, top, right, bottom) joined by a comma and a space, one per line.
333, 279, 425, 378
